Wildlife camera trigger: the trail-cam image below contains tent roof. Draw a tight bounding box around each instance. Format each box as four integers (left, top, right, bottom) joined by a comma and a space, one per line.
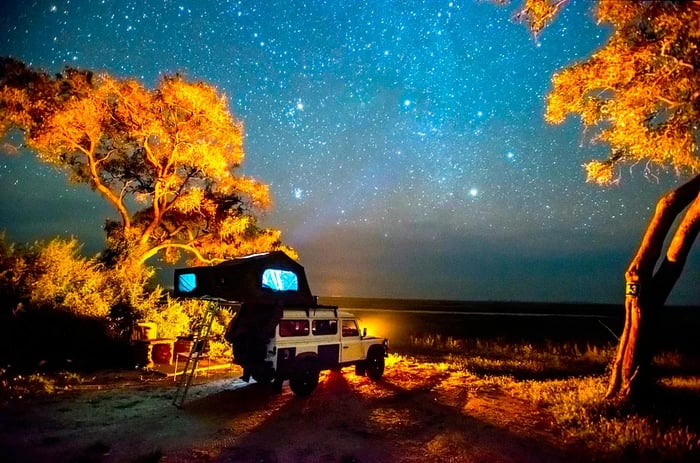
173, 251, 315, 306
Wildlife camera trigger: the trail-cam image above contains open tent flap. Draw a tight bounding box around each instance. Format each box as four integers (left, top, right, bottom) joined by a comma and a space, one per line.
223, 302, 283, 367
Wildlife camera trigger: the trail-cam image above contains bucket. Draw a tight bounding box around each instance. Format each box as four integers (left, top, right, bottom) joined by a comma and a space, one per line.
134, 322, 157, 341
152, 343, 173, 364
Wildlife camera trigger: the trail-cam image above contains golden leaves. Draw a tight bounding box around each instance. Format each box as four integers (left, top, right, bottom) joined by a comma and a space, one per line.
173, 187, 205, 213
0, 86, 33, 132
595, 0, 639, 27
134, 192, 151, 204
0, 60, 293, 266
584, 160, 617, 186
543, 1, 700, 184
513, 0, 568, 35
219, 216, 251, 239
163, 245, 181, 264
28, 238, 114, 318
219, 176, 271, 208
45, 96, 106, 155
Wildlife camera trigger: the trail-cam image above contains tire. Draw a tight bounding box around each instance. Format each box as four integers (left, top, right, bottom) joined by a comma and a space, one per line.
289, 358, 320, 396
366, 348, 385, 380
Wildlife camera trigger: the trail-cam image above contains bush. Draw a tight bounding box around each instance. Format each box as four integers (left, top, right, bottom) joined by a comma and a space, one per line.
0, 237, 115, 318
29, 238, 115, 318
0, 234, 235, 368
144, 297, 233, 359
0, 237, 163, 369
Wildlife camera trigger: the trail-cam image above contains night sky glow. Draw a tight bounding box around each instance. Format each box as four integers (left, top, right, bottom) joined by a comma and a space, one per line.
1, 1, 698, 304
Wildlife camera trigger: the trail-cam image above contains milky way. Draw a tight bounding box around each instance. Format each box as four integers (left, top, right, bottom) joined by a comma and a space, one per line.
1, 1, 698, 304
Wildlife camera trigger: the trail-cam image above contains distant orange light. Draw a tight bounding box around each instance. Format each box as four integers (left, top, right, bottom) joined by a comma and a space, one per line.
357, 315, 389, 339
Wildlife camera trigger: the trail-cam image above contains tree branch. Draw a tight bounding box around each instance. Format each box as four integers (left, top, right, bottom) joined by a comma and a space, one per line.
651, 184, 700, 304
626, 174, 700, 285
81, 137, 132, 231
137, 242, 223, 266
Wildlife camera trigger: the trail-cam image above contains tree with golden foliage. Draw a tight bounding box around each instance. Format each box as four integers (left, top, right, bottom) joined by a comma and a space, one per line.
0, 58, 294, 267
506, 0, 700, 400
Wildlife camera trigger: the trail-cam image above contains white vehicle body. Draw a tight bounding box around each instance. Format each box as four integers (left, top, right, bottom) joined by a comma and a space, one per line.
248, 307, 388, 396
271, 309, 383, 370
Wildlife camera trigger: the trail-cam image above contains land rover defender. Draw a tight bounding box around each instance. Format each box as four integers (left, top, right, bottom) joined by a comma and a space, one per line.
173, 251, 389, 396
237, 306, 388, 395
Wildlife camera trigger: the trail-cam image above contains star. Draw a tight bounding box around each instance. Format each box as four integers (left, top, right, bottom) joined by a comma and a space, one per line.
0, 0, 696, 304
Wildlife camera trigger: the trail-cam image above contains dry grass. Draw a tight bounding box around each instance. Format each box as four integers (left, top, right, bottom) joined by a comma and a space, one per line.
508, 376, 700, 461
0, 368, 88, 400
403, 334, 700, 462
407, 334, 612, 379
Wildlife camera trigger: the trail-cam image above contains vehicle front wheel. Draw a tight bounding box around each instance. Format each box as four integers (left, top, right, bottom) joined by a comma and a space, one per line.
366, 348, 385, 380
289, 358, 320, 396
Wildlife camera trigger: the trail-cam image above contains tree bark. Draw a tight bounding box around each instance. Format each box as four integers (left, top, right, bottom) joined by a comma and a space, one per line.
607, 174, 700, 400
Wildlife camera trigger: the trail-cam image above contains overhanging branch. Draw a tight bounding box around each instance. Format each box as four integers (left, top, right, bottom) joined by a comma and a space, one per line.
137, 242, 224, 266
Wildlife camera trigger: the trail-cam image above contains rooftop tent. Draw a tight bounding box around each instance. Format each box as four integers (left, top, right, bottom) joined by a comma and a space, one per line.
173, 251, 315, 307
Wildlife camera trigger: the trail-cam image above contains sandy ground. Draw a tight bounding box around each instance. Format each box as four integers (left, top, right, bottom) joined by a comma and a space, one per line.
0, 357, 586, 463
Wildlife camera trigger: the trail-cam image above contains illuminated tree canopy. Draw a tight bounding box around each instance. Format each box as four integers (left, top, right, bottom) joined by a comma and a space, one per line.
0, 58, 294, 265
516, 0, 700, 184
507, 0, 700, 400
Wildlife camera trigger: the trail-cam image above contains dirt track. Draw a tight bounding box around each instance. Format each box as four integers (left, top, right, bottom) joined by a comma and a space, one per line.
1, 357, 584, 462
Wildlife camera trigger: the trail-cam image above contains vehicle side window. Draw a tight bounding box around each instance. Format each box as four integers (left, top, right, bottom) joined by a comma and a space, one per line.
341, 319, 360, 337
312, 319, 338, 335
279, 320, 309, 337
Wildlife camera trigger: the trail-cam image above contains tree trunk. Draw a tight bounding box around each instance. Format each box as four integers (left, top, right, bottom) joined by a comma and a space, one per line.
607, 174, 700, 401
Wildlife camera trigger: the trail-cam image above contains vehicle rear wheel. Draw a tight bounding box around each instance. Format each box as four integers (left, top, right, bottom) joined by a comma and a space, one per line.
366, 348, 385, 380
289, 358, 320, 396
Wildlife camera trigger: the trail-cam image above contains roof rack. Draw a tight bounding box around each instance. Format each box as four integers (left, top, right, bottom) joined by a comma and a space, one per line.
302, 304, 338, 318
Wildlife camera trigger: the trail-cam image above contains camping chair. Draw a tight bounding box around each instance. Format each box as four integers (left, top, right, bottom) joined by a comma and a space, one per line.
173, 339, 210, 381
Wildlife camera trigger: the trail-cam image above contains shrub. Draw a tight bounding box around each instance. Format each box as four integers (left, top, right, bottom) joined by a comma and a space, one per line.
29, 238, 115, 318
143, 296, 202, 340
0, 237, 115, 318
0, 234, 237, 367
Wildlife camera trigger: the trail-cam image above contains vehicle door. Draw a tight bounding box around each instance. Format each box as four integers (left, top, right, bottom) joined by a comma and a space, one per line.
311, 318, 340, 368
340, 318, 364, 363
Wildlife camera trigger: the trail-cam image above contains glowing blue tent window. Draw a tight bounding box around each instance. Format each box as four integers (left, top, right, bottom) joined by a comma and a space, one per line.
262, 269, 298, 292
178, 273, 197, 293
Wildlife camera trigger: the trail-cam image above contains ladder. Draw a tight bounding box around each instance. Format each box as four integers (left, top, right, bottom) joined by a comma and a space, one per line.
172, 304, 217, 408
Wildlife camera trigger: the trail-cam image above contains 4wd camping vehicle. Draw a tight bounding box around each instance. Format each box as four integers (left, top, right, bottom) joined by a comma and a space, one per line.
174, 251, 389, 396
260, 307, 388, 395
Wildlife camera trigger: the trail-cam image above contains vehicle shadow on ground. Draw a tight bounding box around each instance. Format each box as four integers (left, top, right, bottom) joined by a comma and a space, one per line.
178, 367, 586, 463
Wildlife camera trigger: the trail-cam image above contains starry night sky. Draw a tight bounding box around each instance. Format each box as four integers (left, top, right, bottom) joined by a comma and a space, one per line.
1, 0, 698, 304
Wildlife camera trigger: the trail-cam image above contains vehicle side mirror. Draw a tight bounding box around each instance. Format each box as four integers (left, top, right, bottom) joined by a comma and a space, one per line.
362, 327, 367, 338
